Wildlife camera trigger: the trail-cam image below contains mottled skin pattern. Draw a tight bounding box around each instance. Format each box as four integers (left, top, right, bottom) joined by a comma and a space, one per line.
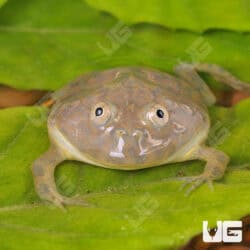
32, 63, 250, 208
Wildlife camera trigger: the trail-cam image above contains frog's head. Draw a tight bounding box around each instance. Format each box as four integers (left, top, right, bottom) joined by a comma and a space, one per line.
50, 77, 208, 169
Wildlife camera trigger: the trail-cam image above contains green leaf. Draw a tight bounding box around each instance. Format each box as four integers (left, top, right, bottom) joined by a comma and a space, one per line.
1, 0, 250, 249
0, 0, 250, 90
1, 101, 250, 250
0, 0, 7, 8
86, 0, 250, 32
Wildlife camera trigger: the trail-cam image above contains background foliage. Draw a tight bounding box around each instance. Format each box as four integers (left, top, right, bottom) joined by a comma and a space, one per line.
0, 0, 250, 249
86, 0, 250, 32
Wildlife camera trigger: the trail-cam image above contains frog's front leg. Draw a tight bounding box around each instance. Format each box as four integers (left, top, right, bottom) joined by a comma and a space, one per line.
32, 145, 87, 208
179, 146, 230, 195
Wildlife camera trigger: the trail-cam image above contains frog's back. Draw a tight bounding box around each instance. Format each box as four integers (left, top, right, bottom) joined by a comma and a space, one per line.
51, 66, 206, 107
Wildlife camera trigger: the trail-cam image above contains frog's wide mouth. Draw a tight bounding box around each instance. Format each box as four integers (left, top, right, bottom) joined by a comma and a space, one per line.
87, 131, 173, 170
49, 125, 172, 170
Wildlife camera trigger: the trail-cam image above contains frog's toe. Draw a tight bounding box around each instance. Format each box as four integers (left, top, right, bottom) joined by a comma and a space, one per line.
45, 193, 93, 209
52, 197, 66, 210
61, 195, 95, 207
177, 175, 214, 196
43, 191, 67, 210
37, 182, 93, 208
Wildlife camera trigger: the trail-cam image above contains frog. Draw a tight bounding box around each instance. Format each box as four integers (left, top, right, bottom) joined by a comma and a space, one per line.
32, 63, 250, 208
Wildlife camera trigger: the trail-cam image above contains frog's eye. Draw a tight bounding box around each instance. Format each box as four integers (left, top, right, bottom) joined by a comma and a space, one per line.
95, 107, 103, 116
91, 102, 113, 126
146, 104, 169, 127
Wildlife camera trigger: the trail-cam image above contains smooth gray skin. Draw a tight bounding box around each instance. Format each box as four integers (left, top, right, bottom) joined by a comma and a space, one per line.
32, 63, 250, 208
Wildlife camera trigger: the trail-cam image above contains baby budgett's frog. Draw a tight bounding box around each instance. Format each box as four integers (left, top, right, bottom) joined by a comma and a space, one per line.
32, 63, 250, 207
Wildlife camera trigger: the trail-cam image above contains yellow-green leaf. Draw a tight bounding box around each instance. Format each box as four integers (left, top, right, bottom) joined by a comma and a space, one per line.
1, 0, 250, 249
86, 0, 250, 32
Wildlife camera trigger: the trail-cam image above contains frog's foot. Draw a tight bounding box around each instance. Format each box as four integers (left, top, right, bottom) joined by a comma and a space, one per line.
178, 174, 214, 196
37, 183, 92, 209
176, 146, 229, 196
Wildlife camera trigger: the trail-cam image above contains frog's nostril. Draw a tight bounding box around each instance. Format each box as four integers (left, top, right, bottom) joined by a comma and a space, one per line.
115, 129, 145, 138
115, 129, 127, 137
132, 129, 143, 138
